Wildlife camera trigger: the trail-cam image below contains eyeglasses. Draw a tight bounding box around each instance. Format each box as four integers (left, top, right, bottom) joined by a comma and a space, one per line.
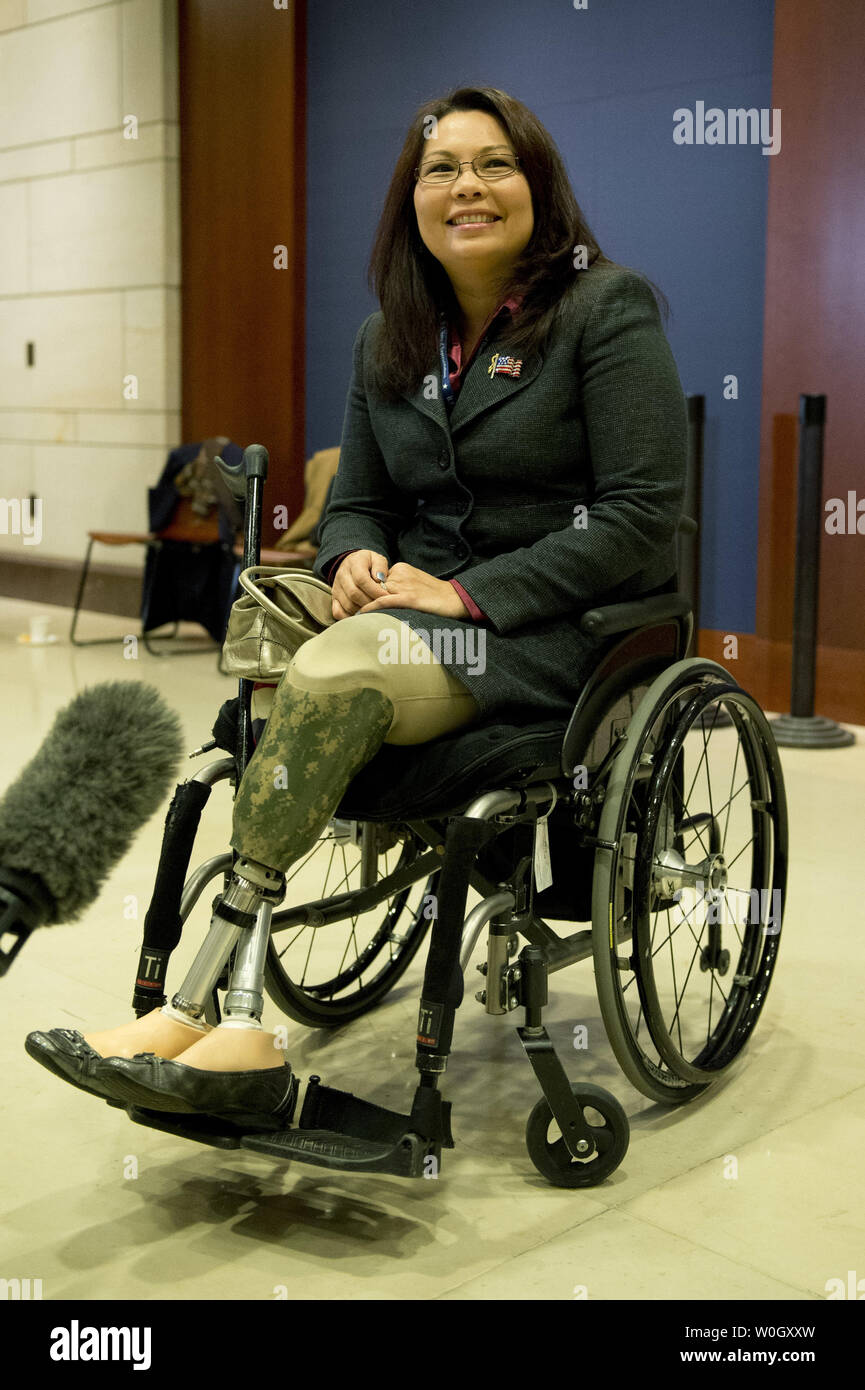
415, 149, 521, 185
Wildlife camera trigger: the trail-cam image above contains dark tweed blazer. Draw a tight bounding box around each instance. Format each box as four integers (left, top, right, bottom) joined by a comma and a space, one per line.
313, 262, 687, 725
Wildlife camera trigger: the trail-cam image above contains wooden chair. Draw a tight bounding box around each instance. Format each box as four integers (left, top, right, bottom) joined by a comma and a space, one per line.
70, 439, 241, 655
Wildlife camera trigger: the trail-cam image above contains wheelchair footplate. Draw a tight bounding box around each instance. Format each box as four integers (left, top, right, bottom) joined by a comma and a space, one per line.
126, 1106, 248, 1150
241, 1075, 452, 1177
120, 1074, 454, 1178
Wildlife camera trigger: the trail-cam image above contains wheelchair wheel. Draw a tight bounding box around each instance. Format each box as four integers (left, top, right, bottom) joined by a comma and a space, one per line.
592, 658, 788, 1104
525, 1082, 629, 1188
264, 822, 437, 1027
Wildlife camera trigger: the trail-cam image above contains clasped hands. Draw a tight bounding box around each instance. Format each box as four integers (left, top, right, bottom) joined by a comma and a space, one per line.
330, 550, 469, 622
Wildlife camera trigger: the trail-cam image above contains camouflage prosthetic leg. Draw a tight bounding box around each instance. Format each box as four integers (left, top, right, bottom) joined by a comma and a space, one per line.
230, 675, 395, 871
163, 675, 395, 1032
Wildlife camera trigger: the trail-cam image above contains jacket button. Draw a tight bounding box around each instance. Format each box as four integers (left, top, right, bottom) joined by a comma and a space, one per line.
438, 451, 450, 469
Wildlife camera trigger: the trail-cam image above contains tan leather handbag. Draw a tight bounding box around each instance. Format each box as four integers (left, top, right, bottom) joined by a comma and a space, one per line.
221, 566, 335, 681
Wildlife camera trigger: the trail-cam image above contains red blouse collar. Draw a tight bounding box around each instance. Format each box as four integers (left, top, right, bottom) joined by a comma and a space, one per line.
446, 292, 524, 367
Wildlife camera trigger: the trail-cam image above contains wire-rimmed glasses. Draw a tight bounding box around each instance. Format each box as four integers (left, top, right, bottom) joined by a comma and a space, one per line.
415, 149, 521, 185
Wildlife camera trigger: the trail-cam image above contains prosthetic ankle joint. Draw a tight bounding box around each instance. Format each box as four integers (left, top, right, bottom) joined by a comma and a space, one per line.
166, 857, 285, 1031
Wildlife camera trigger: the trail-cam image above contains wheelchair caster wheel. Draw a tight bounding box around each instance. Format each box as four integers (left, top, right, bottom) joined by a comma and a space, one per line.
700, 947, 730, 974
525, 1082, 629, 1188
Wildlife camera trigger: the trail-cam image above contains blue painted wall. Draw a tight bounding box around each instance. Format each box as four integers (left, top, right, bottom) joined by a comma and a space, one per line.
306, 0, 775, 633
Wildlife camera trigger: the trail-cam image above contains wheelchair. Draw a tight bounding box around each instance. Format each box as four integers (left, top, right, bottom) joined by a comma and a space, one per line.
122, 446, 788, 1189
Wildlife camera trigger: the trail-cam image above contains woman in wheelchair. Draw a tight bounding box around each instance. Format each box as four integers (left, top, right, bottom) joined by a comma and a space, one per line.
28, 86, 706, 1134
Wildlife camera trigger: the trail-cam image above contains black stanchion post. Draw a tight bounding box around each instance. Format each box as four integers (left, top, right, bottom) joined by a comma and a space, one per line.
771, 395, 854, 748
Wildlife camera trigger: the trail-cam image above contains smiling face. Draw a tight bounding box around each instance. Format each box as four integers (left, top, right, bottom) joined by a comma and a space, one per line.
412, 109, 534, 290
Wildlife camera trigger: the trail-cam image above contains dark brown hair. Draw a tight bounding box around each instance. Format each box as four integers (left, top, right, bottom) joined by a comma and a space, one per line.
367, 85, 668, 400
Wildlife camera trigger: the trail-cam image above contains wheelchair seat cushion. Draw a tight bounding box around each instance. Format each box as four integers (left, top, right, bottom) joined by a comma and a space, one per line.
334, 718, 568, 822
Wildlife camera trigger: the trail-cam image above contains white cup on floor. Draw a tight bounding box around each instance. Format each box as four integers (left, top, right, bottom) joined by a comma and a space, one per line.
29, 614, 53, 644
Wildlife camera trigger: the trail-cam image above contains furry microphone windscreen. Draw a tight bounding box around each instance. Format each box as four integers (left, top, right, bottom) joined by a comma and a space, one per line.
0, 681, 184, 924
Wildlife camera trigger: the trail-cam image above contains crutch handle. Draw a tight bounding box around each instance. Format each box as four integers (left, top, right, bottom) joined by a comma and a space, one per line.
214, 443, 269, 499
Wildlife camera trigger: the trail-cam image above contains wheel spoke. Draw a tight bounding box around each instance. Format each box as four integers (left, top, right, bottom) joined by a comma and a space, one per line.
698, 714, 716, 826
721, 732, 742, 849
332, 844, 363, 991
683, 718, 712, 808
646, 852, 737, 1058
669, 772, 712, 860
649, 891, 704, 954
282, 838, 331, 892
708, 776, 753, 825
706, 964, 716, 1044
657, 893, 733, 1001
663, 905, 685, 1055
277, 923, 310, 959
722, 835, 757, 876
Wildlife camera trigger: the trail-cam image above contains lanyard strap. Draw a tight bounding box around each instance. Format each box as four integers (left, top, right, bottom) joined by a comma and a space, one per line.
438, 321, 455, 405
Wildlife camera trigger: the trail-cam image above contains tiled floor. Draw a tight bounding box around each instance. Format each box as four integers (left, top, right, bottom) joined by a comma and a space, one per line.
1, 596, 863, 1301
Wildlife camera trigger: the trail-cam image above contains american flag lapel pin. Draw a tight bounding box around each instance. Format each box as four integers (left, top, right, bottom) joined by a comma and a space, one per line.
488, 352, 522, 379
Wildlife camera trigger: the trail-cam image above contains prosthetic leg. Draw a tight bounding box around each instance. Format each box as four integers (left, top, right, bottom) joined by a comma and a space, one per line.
121, 673, 395, 1142
152, 674, 396, 1039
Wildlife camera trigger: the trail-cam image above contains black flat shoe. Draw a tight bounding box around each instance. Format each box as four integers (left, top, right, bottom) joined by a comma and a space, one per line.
100, 1054, 299, 1131
24, 1029, 126, 1102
